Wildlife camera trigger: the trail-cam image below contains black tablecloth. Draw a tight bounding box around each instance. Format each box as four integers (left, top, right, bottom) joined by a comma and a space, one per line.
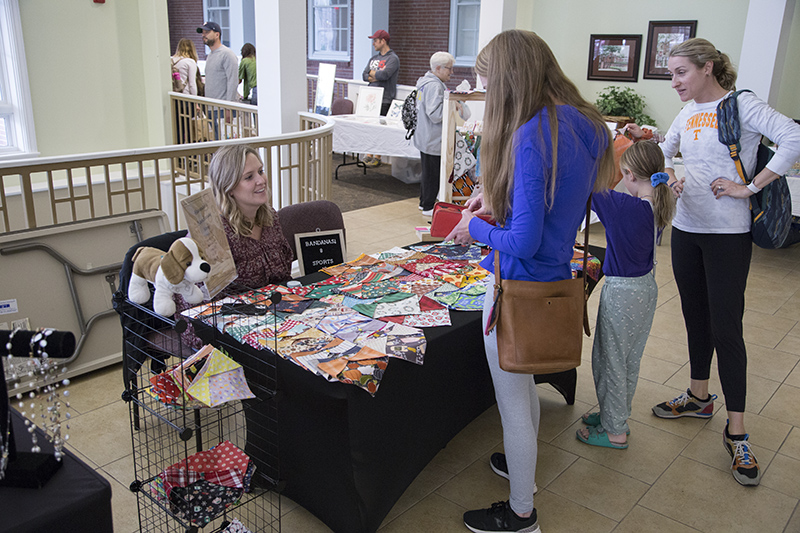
0, 410, 114, 533
198, 245, 605, 533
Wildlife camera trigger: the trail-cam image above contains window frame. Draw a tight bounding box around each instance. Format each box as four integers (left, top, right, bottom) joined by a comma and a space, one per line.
0, 0, 37, 160
203, 0, 232, 48
448, 0, 481, 68
307, 0, 351, 62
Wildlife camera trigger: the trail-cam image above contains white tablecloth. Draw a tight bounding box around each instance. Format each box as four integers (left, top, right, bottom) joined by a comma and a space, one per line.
331, 115, 420, 159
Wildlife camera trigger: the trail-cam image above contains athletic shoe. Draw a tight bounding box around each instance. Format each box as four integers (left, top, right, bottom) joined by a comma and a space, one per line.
364, 158, 381, 168
418, 205, 424, 211
489, 453, 538, 494
421, 209, 433, 216
723, 423, 761, 486
464, 501, 540, 533
362, 155, 374, 164
652, 388, 716, 419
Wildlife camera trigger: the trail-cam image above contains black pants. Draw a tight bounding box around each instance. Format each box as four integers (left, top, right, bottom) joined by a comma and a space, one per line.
419, 152, 440, 211
671, 228, 751, 412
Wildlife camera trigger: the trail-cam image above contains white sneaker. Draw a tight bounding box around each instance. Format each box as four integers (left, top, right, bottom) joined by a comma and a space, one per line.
421, 209, 433, 217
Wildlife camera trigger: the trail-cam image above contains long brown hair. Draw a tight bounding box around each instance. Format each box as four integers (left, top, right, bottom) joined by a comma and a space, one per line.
209, 145, 274, 236
474, 30, 614, 225
619, 141, 675, 229
175, 38, 199, 62
669, 38, 737, 91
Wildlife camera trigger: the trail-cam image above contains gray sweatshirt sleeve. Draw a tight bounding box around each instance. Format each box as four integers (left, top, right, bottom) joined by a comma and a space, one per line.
225, 52, 240, 101
374, 53, 399, 82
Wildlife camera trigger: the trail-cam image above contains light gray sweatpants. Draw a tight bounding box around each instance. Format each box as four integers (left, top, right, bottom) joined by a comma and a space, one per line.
592, 272, 658, 435
482, 274, 539, 515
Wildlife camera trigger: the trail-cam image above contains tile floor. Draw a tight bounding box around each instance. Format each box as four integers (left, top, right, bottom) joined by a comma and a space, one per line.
55, 197, 800, 532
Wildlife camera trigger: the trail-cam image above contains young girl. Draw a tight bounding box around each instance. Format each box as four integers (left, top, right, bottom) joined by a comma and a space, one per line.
577, 140, 675, 449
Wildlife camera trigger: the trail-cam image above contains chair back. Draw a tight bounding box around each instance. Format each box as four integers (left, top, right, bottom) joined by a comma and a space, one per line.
277, 200, 346, 261
331, 97, 354, 115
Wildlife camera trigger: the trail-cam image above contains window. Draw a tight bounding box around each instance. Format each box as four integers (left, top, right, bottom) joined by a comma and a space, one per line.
0, 0, 36, 159
204, 0, 231, 48
449, 0, 481, 67
308, 0, 350, 61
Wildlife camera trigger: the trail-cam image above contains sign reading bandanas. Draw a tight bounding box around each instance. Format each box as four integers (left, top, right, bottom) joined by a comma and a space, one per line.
295, 230, 346, 276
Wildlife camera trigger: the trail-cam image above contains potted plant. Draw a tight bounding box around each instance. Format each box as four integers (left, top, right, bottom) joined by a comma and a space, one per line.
595, 86, 657, 128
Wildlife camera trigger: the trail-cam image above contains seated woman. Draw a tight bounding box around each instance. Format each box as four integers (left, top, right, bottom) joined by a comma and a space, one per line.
175, 144, 293, 350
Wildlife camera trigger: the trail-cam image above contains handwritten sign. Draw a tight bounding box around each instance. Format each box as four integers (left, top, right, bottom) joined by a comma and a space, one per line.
295, 230, 346, 276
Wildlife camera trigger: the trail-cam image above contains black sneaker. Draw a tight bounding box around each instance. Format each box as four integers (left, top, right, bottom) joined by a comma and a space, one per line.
464, 501, 541, 533
489, 453, 538, 494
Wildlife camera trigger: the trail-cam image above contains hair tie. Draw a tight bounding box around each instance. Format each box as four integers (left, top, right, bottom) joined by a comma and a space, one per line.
651, 172, 669, 187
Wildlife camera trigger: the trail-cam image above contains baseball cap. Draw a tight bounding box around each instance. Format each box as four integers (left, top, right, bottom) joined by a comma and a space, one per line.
368, 30, 390, 41
197, 22, 222, 34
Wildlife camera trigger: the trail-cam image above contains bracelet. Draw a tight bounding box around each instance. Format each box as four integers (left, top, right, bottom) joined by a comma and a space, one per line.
747, 182, 762, 194
668, 181, 676, 188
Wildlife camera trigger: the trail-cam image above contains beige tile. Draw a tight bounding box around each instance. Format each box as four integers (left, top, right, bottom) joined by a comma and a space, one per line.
379, 493, 468, 533
760, 383, 800, 427
744, 322, 791, 349
534, 490, 617, 533
786, 363, 800, 388
761, 453, 800, 500
65, 362, 125, 415
106, 473, 141, 533
745, 342, 800, 382
381, 462, 454, 526
434, 448, 517, 511
648, 310, 689, 344
546, 457, 649, 521
280, 505, 334, 533
776, 334, 800, 356
65, 399, 132, 467
638, 353, 682, 385
742, 309, 798, 335
779, 427, 800, 460
656, 293, 683, 316
100, 453, 135, 488
642, 335, 690, 366
537, 388, 595, 443
640, 456, 797, 533
614, 505, 701, 533
550, 419, 688, 484
429, 405, 503, 475
535, 441, 580, 490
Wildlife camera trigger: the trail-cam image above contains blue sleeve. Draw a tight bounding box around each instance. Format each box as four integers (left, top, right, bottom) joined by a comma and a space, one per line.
469, 140, 546, 258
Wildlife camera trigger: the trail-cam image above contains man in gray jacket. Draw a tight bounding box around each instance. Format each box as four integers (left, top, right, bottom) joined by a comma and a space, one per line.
413, 52, 459, 216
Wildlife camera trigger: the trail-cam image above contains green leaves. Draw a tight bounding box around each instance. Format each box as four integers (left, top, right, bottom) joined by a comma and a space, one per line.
595, 86, 657, 128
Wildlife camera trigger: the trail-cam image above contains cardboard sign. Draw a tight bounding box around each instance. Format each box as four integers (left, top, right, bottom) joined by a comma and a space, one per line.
295, 230, 346, 276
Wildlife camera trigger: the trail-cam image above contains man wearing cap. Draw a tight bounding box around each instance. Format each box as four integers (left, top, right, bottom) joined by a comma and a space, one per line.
197, 22, 239, 103
361, 29, 400, 166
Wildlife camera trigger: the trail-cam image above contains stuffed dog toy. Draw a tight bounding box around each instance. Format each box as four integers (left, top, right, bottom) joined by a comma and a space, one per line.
128, 237, 211, 317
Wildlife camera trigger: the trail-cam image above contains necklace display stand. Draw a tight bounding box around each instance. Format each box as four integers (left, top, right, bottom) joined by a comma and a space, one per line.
0, 329, 75, 489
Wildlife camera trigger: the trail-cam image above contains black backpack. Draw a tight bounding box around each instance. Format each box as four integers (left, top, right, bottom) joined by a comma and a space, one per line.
402, 90, 417, 140
717, 89, 799, 249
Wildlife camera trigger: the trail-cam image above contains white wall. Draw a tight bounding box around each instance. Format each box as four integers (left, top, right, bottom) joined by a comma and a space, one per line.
522, 0, 757, 130
19, 0, 171, 158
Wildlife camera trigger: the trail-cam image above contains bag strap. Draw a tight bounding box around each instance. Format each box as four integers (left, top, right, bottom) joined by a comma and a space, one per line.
717, 89, 754, 184
486, 195, 592, 336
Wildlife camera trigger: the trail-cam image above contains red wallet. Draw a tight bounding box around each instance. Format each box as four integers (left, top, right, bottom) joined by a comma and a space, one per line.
430, 202, 495, 238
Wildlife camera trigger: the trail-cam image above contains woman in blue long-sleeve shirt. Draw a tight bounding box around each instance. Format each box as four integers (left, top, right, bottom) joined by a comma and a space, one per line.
448, 30, 614, 533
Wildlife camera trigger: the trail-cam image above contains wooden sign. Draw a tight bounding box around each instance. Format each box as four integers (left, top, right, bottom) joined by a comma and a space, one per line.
295, 230, 346, 276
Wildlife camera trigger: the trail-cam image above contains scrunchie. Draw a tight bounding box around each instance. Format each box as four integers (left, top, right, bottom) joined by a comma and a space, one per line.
650, 172, 669, 187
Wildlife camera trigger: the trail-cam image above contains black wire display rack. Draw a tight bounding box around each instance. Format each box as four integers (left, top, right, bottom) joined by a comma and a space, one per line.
118, 292, 280, 533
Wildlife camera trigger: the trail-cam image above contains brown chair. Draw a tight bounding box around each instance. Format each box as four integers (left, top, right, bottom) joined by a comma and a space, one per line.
330, 97, 365, 179
277, 200, 346, 262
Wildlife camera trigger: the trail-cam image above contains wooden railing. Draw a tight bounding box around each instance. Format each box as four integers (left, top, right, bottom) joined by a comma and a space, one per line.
0, 113, 333, 234
170, 92, 259, 145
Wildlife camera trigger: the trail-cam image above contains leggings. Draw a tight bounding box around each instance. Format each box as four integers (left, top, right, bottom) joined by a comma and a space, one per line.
419, 152, 441, 211
482, 274, 538, 515
671, 228, 751, 412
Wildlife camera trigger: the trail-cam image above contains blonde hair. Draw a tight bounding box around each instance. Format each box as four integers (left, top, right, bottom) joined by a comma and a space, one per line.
473, 30, 614, 225
619, 141, 675, 229
209, 145, 274, 236
669, 38, 737, 91
175, 38, 199, 62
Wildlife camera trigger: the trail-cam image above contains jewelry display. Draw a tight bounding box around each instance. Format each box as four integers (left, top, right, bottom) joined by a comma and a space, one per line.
1, 328, 76, 485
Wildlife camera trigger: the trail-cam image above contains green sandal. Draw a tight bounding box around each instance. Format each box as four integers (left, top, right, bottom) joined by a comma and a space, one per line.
576, 426, 628, 449
581, 412, 630, 435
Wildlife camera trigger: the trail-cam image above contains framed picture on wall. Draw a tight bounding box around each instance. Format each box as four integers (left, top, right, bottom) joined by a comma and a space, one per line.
643, 20, 697, 79
587, 34, 642, 82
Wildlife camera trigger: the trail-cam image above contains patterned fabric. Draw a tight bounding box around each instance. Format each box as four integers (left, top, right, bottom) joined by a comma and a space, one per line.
222, 519, 254, 533
169, 480, 243, 526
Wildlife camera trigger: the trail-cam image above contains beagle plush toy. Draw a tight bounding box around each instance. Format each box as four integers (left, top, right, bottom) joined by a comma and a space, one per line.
128, 237, 211, 317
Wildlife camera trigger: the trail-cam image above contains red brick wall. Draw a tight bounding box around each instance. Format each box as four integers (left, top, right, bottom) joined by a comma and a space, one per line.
167, 0, 207, 60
